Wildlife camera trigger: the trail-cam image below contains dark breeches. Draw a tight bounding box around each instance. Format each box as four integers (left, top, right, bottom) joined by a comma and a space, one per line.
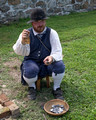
21, 60, 65, 79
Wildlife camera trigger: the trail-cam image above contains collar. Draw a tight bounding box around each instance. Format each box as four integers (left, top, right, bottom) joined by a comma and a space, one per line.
33, 27, 47, 36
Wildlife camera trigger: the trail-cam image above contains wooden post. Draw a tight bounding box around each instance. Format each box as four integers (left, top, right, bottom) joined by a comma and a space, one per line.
36, 76, 50, 90
36, 77, 41, 91
46, 76, 50, 88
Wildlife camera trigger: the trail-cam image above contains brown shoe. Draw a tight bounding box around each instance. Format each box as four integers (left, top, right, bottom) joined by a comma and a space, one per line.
52, 88, 64, 100
28, 87, 36, 100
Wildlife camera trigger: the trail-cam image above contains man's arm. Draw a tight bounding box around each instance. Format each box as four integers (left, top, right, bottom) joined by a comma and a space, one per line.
50, 29, 63, 61
13, 32, 30, 56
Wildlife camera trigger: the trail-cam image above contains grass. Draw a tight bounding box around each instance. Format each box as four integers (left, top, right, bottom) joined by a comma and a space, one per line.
0, 10, 96, 120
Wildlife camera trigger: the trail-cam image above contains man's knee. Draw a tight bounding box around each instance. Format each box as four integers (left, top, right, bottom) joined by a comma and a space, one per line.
52, 61, 65, 74
23, 60, 39, 78
24, 67, 39, 78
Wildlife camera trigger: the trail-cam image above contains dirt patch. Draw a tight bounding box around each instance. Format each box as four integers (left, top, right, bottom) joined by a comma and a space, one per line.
1, 58, 22, 97
3, 58, 22, 83
3, 57, 21, 68
0, 68, 5, 74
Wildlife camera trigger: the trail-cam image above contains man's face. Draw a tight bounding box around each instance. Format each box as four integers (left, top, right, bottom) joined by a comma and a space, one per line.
32, 20, 46, 33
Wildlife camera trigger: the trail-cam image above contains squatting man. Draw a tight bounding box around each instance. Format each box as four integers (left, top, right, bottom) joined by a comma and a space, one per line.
13, 8, 65, 100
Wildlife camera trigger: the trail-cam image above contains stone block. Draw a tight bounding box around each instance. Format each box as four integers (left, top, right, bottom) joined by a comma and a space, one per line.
36, 1, 46, 8
8, 103, 20, 117
54, 8, 62, 13
8, 0, 21, 5
0, 107, 11, 119
74, 4, 81, 10
0, 0, 6, 5
0, 93, 9, 105
0, 93, 20, 119
4, 100, 14, 107
0, 5, 10, 12
64, 5, 73, 12
93, 0, 96, 4
83, 1, 89, 9
71, 0, 75, 4
0, 104, 3, 109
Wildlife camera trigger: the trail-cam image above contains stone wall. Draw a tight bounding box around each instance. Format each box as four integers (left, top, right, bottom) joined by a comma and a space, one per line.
0, 0, 96, 24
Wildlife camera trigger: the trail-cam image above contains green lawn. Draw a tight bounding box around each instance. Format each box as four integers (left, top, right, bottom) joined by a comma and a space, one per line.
0, 10, 96, 120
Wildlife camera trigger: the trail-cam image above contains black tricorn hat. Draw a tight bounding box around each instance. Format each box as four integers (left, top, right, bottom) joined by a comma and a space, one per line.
27, 8, 48, 24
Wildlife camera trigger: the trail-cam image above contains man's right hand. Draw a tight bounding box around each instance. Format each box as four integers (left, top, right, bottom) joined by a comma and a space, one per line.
43, 56, 53, 65
21, 29, 30, 45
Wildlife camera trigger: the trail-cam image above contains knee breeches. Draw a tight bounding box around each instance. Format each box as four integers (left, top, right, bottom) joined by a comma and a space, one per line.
21, 60, 65, 79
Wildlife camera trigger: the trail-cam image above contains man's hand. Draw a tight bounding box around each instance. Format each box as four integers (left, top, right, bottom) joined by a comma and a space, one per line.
43, 56, 53, 65
21, 29, 30, 45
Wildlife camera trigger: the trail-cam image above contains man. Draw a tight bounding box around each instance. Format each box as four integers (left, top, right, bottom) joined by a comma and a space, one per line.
13, 8, 65, 100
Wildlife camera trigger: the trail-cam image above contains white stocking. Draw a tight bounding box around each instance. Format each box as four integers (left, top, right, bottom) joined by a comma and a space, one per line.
23, 75, 38, 89
52, 72, 64, 90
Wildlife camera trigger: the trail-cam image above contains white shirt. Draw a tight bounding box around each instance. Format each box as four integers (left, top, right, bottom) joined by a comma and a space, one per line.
13, 27, 63, 61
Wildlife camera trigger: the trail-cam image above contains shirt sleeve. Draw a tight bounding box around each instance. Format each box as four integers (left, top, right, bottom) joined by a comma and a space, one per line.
13, 33, 30, 56
50, 29, 63, 61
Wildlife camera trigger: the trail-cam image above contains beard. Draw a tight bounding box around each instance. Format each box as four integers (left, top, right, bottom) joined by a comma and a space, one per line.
34, 26, 45, 33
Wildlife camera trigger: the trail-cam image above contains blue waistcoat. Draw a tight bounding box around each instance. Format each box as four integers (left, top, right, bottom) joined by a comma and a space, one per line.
24, 27, 51, 62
